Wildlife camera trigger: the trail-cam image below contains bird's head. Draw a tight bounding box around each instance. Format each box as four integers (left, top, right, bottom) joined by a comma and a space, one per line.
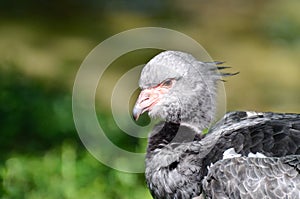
133, 51, 226, 132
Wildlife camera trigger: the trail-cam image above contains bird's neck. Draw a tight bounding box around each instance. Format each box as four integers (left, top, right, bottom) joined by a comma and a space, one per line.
147, 122, 180, 153
146, 122, 203, 154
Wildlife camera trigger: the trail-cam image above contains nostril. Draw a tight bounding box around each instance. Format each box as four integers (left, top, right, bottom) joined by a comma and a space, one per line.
141, 97, 149, 103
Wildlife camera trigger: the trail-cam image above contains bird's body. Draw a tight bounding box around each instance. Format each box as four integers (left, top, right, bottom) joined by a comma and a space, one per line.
133, 51, 300, 199
145, 112, 300, 199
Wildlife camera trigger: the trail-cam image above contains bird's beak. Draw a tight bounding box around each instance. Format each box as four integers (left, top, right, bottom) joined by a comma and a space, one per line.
133, 88, 163, 121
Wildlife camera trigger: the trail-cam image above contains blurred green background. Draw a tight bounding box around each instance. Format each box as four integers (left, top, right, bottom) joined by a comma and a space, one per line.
1, 0, 300, 198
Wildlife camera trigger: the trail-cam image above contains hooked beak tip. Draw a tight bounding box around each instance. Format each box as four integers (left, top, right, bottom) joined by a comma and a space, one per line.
132, 106, 142, 121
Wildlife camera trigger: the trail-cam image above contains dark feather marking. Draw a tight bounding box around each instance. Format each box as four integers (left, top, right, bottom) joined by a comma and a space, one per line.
217, 66, 231, 70
168, 161, 179, 170
220, 71, 240, 77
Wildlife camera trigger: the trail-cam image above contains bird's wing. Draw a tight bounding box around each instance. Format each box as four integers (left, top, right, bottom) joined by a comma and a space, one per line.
202, 155, 300, 199
146, 139, 205, 199
199, 111, 300, 198
204, 111, 300, 165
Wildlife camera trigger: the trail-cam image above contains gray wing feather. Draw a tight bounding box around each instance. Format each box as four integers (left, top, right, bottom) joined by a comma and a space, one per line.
204, 112, 300, 165
200, 112, 300, 198
146, 141, 204, 199
203, 155, 300, 199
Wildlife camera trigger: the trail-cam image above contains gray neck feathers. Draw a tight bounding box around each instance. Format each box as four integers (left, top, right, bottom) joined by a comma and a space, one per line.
179, 60, 219, 132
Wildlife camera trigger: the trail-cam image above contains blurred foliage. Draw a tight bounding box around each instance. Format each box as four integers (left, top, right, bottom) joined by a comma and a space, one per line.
0, 67, 74, 155
0, 0, 300, 198
1, 142, 150, 199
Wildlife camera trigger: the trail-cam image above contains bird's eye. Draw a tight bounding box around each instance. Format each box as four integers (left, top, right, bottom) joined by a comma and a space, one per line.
161, 79, 174, 88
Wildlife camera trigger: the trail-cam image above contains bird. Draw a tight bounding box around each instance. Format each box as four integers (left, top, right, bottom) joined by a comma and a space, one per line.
132, 51, 300, 199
